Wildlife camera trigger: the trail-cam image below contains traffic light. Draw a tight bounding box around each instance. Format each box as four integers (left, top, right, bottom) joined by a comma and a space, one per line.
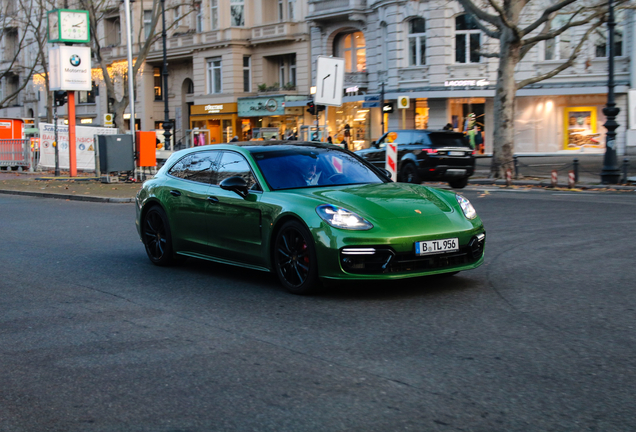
316, 105, 326, 113
306, 101, 316, 115
53, 90, 67, 107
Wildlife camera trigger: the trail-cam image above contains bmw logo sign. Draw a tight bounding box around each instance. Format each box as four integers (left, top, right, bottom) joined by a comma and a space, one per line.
70, 54, 81, 67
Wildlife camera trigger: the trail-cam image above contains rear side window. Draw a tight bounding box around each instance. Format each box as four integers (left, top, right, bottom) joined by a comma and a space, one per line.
168, 150, 219, 184
377, 131, 415, 148
428, 132, 470, 148
216, 151, 258, 189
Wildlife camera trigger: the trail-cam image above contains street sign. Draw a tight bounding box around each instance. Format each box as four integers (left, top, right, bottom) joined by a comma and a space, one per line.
398, 96, 410, 109
362, 95, 380, 108
104, 113, 114, 127
315, 56, 345, 107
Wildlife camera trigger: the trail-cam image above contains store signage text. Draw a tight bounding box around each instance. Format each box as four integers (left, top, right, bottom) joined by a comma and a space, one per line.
346, 86, 359, 93
249, 99, 279, 112
204, 104, 224, 113
444, 79, 490, 87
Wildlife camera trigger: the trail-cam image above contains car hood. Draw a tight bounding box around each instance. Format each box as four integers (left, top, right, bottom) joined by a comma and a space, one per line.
296, 182, 455, 221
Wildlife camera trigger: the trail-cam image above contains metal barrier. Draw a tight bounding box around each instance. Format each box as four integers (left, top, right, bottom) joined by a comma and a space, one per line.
0, 139, 30, 170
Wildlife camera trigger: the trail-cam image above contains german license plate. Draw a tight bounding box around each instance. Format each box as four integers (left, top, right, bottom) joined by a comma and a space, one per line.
449, 151, 464, 156
415, 238, 459, 256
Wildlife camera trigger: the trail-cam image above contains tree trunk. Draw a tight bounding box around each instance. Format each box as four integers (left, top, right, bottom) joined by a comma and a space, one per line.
491, 30, 521, 178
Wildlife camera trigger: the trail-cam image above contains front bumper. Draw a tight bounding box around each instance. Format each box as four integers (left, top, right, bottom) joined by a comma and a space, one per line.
315, 227, 486, 281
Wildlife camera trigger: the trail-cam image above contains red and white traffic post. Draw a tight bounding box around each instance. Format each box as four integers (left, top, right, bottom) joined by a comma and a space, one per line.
568, 171, 576, 188
386, 142, 398, 182
551, 170, 558, 187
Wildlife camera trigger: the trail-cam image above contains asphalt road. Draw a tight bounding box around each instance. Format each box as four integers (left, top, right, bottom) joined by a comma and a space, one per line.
1, 188, 635, 432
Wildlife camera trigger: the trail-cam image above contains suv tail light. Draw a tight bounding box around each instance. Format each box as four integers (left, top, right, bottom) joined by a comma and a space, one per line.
423, 148, 438, 154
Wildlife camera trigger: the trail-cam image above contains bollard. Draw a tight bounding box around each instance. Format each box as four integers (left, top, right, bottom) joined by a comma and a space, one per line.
513, 155, 519, 179
622, 158, 629, 184
551, 170, 558, 187
568, 171, 576, 189
573, 158, 579, 182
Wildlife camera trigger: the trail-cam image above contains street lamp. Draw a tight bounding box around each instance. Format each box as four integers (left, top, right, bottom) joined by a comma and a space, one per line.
160, 0, 172, 149
600, 0, 621, 184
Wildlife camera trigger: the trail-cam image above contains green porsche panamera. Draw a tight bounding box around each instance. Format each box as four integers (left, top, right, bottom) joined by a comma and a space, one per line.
135, 141, 485, 294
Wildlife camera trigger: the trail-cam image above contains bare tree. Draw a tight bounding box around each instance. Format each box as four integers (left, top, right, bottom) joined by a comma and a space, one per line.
0, 0, 42, 108
79, 0, 194, 132
454, 0, 625, 177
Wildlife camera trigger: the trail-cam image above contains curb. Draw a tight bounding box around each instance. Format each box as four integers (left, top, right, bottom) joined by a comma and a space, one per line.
0, 189, 135, 203
469, 178, 636, 191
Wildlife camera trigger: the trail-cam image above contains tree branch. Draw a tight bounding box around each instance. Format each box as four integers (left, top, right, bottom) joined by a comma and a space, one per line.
455, 0, 501, 28
516, 20, 601, 89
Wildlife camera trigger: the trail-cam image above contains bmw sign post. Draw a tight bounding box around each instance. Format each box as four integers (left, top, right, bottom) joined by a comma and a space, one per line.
48, 9, 91, 177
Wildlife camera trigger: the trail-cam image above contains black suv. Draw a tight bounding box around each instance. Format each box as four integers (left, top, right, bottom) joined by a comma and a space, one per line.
355, 129, 475, 188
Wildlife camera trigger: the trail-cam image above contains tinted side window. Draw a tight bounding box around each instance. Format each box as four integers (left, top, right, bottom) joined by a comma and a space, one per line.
377, 131, 414, 148
168, 150, 219, 184
217, 151, 257, 189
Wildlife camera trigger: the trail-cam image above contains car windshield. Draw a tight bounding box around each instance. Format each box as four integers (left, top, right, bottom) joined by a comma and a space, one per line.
253, 147, 385, 190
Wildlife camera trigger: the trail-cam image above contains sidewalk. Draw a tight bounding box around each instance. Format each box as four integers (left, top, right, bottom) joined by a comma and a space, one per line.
0, 160, 634, 204
0, 171, 141, 203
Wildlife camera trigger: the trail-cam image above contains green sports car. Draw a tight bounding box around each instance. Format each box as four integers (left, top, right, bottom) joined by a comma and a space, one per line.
135, 142, 485, 294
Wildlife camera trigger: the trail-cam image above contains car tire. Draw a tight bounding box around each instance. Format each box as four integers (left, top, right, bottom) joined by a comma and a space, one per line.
401, 163, 421, 184
273, 220, 321, 295
449, 177, 469, 189
142, 206, 180, 266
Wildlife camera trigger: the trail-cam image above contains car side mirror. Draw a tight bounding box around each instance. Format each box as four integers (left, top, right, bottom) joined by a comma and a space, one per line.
379, 168, 392, 179
220, 176, 249, 198
371, 141, 378, 148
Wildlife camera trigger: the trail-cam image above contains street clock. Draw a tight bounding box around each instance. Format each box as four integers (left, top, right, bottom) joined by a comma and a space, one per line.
47, 9, 90, 43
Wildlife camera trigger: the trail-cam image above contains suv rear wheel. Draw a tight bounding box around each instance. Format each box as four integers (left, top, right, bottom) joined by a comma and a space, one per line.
449, 177, 469, 189
400, 163, 421, 184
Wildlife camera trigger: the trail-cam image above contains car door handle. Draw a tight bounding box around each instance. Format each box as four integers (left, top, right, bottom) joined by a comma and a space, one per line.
170, 190, 181, 197
207, 196, 219, 203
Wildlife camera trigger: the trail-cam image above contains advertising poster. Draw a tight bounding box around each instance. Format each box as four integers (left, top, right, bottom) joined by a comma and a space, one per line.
39, 123, 118, 171
563, 106, 602, 150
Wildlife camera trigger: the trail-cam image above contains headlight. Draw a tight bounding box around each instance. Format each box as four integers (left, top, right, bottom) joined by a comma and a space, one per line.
316, 204, 373, 230
456, 194, 477, 219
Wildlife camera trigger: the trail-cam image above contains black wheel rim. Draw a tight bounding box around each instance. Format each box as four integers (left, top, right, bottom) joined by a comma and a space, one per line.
143, 210, 167, 261
276, 227, 310, 288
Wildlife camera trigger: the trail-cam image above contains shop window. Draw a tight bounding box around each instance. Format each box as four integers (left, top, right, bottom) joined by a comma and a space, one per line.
335, 32, 366, 72
154, 67, 163, 101
544, 15, 571, 60
594, 10, 623, 58
210, 0, 219, 30
78, 81, 98, 104
455, 14, 480, 63
207, 57, 223, 94
243, 56, 252, 92
230, 0, 244, 26
408, 18, 426, 66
